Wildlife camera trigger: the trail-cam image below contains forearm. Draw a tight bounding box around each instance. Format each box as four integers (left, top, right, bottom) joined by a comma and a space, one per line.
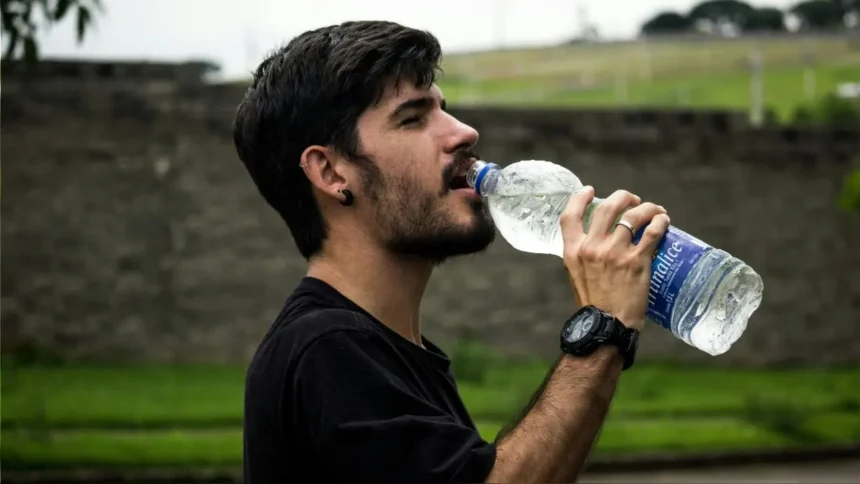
485, 346, 623, 483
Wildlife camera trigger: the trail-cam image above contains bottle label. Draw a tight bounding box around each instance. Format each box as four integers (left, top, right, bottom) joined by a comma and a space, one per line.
632, 226, 712, 330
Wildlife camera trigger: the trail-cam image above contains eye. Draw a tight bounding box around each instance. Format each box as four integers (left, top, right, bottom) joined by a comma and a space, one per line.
400, 115, 424, 126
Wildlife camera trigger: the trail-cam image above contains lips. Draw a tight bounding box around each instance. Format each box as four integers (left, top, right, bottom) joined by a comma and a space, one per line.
445, 157, 476, 191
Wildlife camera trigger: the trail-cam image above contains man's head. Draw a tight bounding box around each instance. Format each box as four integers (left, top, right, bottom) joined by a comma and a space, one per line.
233, 21, 495, 265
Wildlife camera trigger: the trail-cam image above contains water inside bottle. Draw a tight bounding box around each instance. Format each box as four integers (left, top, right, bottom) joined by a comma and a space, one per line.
674, 251, 764, 355
476, 160, 584, 257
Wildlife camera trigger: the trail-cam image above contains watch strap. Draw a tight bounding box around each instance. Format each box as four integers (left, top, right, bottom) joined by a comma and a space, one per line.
562, 306, 638, 371
597, 308, 638, 371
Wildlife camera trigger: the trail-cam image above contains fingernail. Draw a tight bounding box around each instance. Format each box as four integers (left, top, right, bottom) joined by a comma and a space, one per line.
659, 205, 666, 212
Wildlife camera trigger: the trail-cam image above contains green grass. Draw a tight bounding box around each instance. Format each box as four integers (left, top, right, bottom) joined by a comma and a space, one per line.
3, 363, 859, 428
3, 363, 859, 469
440, 62, 860, 119
2, 429, 243, 469
459, 363, 860, 422
440, 35, 856, 84
433, 34, 860, 116
480, 412, 860, 452
2, 414, 860, 469
440, 35, 857, 86
4, 363, 860, 427
4, 413, 859, 470
1, 365, 248, 429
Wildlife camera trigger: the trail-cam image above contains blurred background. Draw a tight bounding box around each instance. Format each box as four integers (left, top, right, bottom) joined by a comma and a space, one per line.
1, 0, 859, 482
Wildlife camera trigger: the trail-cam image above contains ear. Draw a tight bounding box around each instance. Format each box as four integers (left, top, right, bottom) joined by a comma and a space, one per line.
300, 145, 350, 202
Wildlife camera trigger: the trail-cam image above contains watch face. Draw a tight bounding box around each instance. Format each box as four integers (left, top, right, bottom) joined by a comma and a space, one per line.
565, 310, 597, 343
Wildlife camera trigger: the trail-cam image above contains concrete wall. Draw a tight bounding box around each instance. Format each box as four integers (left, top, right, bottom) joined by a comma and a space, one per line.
2, 60, 859, 366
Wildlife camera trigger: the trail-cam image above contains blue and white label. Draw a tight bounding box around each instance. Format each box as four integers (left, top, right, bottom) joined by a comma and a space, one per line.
632, 226, 712, 330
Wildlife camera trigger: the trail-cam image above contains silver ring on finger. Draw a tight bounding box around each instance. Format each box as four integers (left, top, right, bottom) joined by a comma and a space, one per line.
615, 219, 635, 237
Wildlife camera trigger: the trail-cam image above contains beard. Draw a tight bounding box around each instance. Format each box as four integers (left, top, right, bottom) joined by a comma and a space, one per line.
385, 192, 496, 265
362, 160, 496, 265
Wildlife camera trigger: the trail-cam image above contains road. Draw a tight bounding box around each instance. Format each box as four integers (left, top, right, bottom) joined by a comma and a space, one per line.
580, 459, 860, 483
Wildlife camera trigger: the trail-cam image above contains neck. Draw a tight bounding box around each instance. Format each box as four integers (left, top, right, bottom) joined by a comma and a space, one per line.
307, 239, 433, 346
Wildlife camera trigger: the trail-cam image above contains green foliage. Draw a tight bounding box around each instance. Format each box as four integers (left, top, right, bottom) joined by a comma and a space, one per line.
4, 364, 860, 469
688, 0, 758, 31
838, 169, 860, 212
1, 0, 103, 63
641, 12, 693, 35
640, 0, 854, 34
789, 92, 860, 126
790, 0, 848, 30
3, 340, 66, 366
743, 7, 787, 31
836, 396, 860, 412
449, 328, 498, 384
818, 92, 860, 124
639, 1, 787, 36
742, 394, 820, 443
782, 93, 860, 215
762, 105, 782, 125
789, 104, 818, 124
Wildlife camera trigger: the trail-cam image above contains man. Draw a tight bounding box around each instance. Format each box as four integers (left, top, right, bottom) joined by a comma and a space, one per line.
233, 20, 670, 483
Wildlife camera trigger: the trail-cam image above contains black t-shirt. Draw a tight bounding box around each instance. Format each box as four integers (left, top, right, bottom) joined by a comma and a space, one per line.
243, 277, 497, 483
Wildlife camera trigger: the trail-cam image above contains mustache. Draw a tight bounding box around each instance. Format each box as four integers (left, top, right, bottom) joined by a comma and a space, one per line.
443, 149, 480, 184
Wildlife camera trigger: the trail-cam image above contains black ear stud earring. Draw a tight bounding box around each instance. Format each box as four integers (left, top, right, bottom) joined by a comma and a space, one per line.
339, 189, 354, 206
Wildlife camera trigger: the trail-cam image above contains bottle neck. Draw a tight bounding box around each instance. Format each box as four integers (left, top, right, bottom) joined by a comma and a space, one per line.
466, 160, 501, 196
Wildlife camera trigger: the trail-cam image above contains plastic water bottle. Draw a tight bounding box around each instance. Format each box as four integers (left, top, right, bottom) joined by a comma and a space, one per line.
467, 159, 764, 356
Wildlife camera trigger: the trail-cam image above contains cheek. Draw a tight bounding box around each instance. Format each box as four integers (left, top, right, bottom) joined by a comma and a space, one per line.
394, 166, 443, 197
394, 137, 442, 178
372, 143, 444, 198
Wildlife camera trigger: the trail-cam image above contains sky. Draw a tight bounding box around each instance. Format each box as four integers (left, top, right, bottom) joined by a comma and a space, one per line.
23, 0, 802, 80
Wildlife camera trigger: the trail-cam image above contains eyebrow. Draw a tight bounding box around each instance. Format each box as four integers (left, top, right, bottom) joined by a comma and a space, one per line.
389, 96, 447, 119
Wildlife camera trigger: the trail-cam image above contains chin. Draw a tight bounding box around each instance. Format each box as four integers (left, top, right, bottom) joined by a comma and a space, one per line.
451, 210, 497, 253
471, 202, 495, 231
453, 197, 491, 224
388, 219, 496, 265
384, 194, 496, 264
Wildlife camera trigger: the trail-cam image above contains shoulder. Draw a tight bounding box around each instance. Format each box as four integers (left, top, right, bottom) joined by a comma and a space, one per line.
247, 308, 387, 378
287, 309, 405, 373
283, 307, 378, 343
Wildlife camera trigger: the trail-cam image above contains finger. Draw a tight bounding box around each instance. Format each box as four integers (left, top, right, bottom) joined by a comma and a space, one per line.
610, 202, 666, 245
635, 213, 671, 258
589, 190, 641, 238
559, 186, 595, 248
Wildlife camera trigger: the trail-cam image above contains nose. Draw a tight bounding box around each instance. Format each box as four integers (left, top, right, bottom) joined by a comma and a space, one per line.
442, 112, 479, 153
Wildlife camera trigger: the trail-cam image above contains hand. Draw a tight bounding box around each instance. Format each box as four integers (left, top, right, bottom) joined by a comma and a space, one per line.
559, 187, 670, 331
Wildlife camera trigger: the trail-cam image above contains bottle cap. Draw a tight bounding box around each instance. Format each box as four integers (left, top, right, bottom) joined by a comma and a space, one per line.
467, 160, 499, 195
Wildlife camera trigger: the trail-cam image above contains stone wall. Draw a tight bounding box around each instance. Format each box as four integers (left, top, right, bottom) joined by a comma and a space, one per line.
2, 60, 859, 366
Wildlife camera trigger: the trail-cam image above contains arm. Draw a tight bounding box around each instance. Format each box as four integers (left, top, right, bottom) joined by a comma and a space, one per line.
487, 348, 622, 483
487, 187, 670, 483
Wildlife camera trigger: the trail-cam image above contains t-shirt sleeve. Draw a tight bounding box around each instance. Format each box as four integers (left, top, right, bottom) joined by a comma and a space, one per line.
290, 317, 496, 483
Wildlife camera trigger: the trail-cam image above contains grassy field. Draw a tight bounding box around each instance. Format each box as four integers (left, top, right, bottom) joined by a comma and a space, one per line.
215, 34, 860, 117
440, 35, 857, 81
436, 35, 860, 117
4, 363, 860, 428
5, 415, 860, 469
3, 361, 860, 470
